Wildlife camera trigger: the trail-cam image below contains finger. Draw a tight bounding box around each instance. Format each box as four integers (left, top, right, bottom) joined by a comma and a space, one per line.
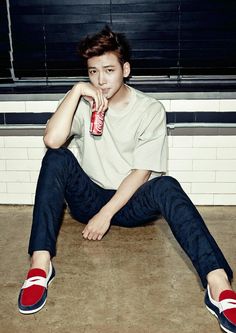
96, 93, 103, 111
101, 94, 108, 110
91, 100, 96, 111
83, 95, 94, 105
97, 89, 108, 110
104, 98, 109, 111
98, 99, 106, 112
94, 91, 103, 110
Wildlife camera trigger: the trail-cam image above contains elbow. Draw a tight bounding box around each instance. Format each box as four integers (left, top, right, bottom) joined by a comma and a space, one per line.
43, 134, 61, 149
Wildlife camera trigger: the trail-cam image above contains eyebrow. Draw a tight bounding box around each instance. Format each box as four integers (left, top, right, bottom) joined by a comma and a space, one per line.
88, 65, 116, 69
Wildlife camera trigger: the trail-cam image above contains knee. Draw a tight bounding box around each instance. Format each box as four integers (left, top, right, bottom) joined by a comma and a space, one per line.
154, 175, 181, 191
149, 176, 183, 206
42, 147, 72, 168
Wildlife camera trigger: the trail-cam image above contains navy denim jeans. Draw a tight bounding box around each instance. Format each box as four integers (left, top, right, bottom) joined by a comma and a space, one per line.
28, 147, 233, 288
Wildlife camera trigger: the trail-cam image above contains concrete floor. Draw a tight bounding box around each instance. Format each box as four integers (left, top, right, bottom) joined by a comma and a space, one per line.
0, 205, 235, 333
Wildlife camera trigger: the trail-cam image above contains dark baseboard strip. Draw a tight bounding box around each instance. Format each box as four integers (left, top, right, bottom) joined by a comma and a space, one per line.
1, 79, 236, 97
0, 112, 236, 126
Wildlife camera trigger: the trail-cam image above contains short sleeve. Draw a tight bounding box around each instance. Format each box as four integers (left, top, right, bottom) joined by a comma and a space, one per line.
132, 103, 167, 173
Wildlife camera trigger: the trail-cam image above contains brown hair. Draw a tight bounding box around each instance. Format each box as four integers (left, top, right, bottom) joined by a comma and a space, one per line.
78, 25, 131, 65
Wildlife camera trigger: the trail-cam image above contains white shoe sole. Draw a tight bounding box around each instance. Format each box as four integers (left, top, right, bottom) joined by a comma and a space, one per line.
206, 305, 234, 333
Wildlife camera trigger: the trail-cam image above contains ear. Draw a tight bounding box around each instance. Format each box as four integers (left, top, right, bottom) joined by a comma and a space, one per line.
123, 62, 130, 78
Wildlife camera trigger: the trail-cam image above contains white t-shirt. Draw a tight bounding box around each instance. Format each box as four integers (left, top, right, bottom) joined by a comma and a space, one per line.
69, 85, 167, 189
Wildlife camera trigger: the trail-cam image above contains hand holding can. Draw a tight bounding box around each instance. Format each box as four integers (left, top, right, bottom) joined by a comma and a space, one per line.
89, 102, 105, 136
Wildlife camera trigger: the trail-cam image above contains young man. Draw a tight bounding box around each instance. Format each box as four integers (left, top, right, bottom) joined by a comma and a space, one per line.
18, 26, 236, 333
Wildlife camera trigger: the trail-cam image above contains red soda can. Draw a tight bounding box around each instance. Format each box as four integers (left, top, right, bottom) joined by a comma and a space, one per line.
89, 102, 105, 136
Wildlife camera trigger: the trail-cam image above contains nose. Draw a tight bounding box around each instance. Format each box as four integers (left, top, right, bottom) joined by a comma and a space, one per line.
98, 72, 106, 86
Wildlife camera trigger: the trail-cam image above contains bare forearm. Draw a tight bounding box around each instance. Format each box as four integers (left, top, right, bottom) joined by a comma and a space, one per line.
100, 169, 151, 219
82, 169, 151, 240
44, 82, 108, 148
44, 83, 82, 148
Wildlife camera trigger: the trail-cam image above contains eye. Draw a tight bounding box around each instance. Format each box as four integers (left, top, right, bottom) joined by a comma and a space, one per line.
106, 68, 114, 73
89, 70, 96, 75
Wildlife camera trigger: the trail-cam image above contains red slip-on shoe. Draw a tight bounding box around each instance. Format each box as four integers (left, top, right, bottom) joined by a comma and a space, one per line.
18, 261, 55, 314
205, 285, 236, 333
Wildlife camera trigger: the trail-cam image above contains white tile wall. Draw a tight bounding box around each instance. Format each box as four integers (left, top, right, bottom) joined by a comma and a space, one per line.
217, 148, 236, 159
219, 99, 236, 111
168, 147, 216, 160
0, 101, 25, 112
168, 159, 193, 171
167, 136, 173, 147
193, 136, 236, 147
0, 183, 7, 193
170, 99, 220, 112
0, 171, 31, 182
172, 136, 193, 147
4, 136, 44, 148
0, 100, 57, 113
192, 183, 236, 194
25, 101, 58, 113
180, 182, 191, 194
0, 134, 236, 205
169, 171, 215, 182
0, 98, 235, 114
3, 148, 28, 160
214, 194, 236, 205
30, 171, 40, 182
188, 194, 214, 205
27, 147, 47, 159
6, 159, 41, 171
0, 98, 236, 205
0, 193, 32, 205
159, 100, 171, 111
7, 182, 36, 194
193, 160, 236, 171
216, 171, 236, 182
0, 148, 4, 158
0, 160, 5, 170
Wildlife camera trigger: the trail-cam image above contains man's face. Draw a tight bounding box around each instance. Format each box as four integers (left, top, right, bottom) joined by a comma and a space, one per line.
87, 52, 130, 100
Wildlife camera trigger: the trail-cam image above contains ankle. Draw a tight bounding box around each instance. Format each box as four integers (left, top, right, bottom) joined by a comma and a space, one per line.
31, 251, 51, 275
207, 269, 232, 301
